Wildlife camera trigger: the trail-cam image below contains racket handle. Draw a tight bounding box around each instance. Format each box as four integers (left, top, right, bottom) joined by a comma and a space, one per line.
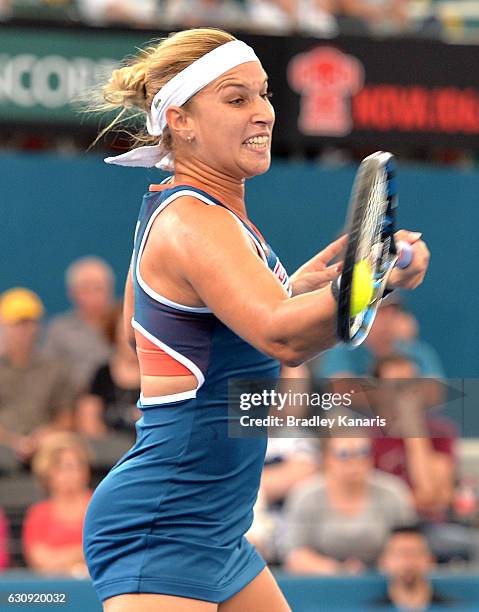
396, 240, 413, 269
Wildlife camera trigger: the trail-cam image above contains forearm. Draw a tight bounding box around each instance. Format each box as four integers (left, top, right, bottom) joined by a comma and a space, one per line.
76, 396, 108, 438
261, 461, 317, 504
286, 548, 341, 574
265, 286, 337, 365
404, 439, 451, 510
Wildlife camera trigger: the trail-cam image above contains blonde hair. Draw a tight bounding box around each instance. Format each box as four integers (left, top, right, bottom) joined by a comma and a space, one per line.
32, 432, 93, 489
91, 28, 236, 155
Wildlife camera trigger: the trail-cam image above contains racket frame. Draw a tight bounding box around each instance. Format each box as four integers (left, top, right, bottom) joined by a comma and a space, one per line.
337, 151, 400, 347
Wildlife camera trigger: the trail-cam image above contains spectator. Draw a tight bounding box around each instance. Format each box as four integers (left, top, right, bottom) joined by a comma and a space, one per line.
284, 436, 416, 574
0, 288, 75, 463
371, 354, 456, 518
77, 0, 158, 27
164, 0, 246, 28
373, 525, 459, 609
246, 0, 337, 36
297, 0, 338, 36
22, 433, 92, 576
0, 0, 11, 21
43, 257, 115, 394
76, 304, 140, 439
245, 0, 296, 32
335, 0, 410, 35
0, 508, 9, 571
370, 354, 479, 564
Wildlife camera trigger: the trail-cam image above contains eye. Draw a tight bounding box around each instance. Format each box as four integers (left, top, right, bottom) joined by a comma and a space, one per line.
262, 91, 273, 100
229, 98, 244, 106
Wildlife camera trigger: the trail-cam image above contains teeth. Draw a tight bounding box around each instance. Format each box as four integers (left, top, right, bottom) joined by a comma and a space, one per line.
244, 136, 269, 146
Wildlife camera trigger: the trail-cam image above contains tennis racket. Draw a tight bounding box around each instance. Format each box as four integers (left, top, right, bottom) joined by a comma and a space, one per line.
337, 151, 413, 347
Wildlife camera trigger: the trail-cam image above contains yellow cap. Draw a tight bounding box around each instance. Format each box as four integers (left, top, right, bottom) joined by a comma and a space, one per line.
0, 288, 44, 323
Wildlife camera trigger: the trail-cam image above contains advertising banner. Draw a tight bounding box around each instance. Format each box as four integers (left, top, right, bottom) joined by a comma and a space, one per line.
0, 25, 478, 149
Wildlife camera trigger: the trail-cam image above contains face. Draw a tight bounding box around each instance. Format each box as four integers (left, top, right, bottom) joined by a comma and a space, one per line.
176, 61, 275, 179
380, 534, 433, 585
47, 448, 90, 495
325, 437, 372, 485
2, 319, 39, 355
69, 263, 113, 316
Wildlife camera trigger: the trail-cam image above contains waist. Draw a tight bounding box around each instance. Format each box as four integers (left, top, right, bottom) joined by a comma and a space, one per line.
141, 374, 197, 399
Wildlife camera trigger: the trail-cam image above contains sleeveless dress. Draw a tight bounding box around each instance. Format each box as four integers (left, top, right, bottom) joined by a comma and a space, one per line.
83, 183, 291, 603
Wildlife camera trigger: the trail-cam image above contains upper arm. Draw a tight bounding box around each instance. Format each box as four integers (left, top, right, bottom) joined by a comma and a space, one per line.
158, 198, 291, 355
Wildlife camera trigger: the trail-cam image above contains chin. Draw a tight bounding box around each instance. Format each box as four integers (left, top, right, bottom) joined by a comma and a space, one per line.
243, 157, 271, 179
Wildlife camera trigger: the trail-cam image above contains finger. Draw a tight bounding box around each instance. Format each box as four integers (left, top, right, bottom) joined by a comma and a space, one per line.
307, 266, 341, 285
317, 234, 348, 264
395, 229, 422, 244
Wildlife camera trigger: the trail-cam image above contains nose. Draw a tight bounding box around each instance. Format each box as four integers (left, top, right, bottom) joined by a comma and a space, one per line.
251, 95, 275, 128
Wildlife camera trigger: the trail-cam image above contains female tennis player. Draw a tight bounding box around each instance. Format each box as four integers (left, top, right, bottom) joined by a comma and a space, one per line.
83, 28, 430, 612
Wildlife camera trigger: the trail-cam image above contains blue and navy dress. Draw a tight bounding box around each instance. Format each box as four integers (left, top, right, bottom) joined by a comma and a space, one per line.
83, 183, 291, 603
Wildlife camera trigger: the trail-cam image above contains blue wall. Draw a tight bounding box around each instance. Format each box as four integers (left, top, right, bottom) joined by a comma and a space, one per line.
2, 153, 477, 376
1, 572, 479, 611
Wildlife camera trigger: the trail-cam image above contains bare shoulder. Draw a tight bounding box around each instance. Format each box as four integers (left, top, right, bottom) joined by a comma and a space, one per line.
151, 194, 254, 255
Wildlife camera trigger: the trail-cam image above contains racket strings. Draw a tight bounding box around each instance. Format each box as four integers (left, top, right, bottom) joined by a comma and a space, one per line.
351, 167, 388, 335
358, 168, 387, 272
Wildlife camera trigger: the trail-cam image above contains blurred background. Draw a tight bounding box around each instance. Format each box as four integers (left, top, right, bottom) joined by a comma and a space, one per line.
1, 1, 479, 611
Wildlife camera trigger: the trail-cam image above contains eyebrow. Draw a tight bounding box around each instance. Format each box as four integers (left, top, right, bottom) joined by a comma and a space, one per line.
217, 78, 269, 92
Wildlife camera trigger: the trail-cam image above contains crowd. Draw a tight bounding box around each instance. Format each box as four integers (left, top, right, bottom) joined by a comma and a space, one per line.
0, 256, 476, 609
1, 0, 475, 40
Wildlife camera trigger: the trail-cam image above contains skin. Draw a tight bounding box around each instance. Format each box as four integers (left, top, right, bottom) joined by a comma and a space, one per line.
111, 58, 429, 612
379, 533, 436, 609
68, 261, 114, 325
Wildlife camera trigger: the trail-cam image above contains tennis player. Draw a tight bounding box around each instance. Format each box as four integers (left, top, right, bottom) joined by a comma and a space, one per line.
82, 28, 430, 612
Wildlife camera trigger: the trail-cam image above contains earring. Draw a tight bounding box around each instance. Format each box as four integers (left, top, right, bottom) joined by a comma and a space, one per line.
187, 136, 193, 142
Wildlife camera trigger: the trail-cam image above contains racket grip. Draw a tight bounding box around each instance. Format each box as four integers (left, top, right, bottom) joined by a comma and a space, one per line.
396, 241, 413, 269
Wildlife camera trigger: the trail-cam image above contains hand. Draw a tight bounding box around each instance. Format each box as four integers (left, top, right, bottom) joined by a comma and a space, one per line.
387, 230, 430, 290
290, 235, 346, 296
342, 558, 366, 575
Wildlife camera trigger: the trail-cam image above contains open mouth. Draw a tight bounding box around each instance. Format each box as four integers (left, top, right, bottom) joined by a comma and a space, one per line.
243, 135, 270, 150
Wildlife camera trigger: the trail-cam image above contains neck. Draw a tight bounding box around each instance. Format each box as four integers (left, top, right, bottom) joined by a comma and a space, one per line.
174, 159, 247, 220
326, 474, 366, 497
389, 578, 432, 608
52, 489, 87, 503
77, 310, 105, 327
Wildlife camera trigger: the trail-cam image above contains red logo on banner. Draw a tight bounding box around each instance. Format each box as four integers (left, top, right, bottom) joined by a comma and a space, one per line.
288, 47, 365, 136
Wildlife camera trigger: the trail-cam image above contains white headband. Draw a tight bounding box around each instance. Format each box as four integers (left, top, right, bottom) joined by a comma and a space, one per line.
104, 40, 260, 171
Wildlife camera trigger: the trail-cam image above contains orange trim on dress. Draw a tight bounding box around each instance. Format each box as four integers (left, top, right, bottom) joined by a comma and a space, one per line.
135, 330, 193, 376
